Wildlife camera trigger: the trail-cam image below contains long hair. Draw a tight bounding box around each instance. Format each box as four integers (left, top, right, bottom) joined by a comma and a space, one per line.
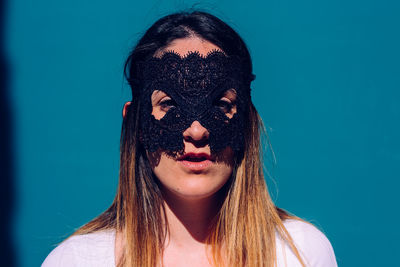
73, 11, 306, 267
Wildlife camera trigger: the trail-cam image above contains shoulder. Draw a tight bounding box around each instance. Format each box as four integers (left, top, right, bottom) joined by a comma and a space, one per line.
276, 219, 338, 267
42, 230, 115, 267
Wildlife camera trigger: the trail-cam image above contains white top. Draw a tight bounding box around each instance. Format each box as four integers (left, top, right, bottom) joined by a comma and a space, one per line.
42, 220, 337, 267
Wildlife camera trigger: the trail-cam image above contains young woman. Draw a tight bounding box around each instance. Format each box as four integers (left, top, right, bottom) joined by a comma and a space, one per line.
43, 11, 337, 267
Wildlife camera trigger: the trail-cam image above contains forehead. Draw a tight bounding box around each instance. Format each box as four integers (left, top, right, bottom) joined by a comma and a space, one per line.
155, 36, 223, 57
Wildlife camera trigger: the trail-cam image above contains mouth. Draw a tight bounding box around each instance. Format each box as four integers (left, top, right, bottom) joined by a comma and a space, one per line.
177, 152, 214, 171
178, 152, 213, 161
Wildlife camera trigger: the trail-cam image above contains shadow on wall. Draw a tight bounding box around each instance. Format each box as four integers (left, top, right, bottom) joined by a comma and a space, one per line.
0, 0, 16, 266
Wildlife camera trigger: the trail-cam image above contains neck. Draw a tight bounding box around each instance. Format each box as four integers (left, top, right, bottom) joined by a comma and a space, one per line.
162, 190, 225, 247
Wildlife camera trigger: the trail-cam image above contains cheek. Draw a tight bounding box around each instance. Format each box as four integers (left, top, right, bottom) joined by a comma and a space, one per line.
152, 105, 167, 120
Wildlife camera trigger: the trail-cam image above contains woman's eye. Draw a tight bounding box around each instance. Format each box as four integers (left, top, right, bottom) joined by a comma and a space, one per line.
216, 99, 233, 113
159, 98, 176, 111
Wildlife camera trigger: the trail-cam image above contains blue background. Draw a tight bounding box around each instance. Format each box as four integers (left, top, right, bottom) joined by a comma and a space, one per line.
4, 0, 400, 266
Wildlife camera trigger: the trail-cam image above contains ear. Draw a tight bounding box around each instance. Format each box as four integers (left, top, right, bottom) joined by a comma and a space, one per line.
122, 101, 132, 118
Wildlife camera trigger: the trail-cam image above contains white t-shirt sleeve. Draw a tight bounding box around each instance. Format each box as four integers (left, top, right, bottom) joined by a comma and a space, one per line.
42, 237, 79, 267
277, 219, 338, 267
41, 230, 115, 267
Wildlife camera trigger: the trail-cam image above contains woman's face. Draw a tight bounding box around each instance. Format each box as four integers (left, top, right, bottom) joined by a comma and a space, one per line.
148, 37, 236, 200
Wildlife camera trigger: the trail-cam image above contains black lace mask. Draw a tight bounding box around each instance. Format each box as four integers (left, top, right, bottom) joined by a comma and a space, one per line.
137, 50, 253, 155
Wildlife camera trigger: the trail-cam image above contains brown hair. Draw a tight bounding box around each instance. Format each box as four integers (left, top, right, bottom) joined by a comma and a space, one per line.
73, 11, 306, 267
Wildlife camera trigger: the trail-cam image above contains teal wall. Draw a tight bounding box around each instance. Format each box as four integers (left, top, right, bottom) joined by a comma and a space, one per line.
5, 0, 399, 266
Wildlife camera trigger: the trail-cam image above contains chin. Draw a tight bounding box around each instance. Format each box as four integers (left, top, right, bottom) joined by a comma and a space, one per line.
157, 171, 232, 200
175, 182, 224, 200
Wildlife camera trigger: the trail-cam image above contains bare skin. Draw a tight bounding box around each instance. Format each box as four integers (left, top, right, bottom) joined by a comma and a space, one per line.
117, 37, 236, 267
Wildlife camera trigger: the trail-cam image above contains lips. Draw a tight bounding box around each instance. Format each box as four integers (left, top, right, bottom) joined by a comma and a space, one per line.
177, 152, 213, 171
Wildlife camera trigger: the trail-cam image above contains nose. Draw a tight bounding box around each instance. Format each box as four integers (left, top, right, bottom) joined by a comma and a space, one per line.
183, 120, 210, 143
